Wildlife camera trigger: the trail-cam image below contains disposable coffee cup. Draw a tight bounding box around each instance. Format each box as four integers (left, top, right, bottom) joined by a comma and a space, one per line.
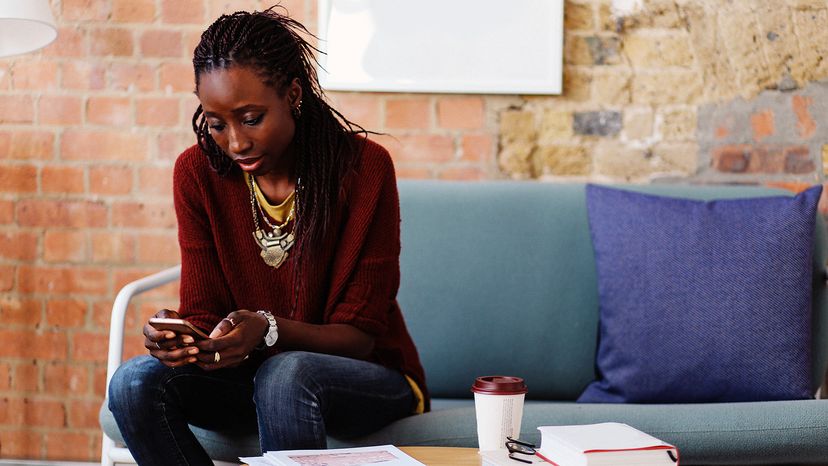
471, 375, 528, 451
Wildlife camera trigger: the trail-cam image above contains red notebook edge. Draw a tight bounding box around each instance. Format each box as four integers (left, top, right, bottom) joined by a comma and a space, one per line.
535, 445, 680, 465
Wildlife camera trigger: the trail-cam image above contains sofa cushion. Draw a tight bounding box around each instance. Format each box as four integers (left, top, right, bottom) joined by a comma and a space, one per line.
397, 181, 600, 400
579, 184, 821, 403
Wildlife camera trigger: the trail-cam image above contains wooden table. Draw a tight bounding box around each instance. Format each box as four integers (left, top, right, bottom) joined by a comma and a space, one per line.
241, 446, 480, 466
400, 446, 479, 465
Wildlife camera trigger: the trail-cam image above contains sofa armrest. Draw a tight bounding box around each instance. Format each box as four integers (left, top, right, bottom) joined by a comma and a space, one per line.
104, 265, 181, 392
819, 267, 828, 400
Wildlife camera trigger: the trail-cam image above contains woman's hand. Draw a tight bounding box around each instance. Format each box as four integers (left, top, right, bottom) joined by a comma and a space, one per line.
143, 309, 200, 367
193, 310, 268, 371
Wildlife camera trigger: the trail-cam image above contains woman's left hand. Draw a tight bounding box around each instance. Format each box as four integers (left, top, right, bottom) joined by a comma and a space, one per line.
193, 310, 268, 370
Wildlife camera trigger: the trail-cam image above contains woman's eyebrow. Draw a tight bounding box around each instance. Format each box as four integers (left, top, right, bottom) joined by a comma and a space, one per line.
204, 104, 266, 117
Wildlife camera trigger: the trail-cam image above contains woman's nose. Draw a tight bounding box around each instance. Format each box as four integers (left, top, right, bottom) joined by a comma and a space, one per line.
228, 126, 252, 154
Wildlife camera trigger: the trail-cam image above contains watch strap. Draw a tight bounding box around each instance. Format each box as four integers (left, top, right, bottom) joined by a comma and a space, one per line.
256, 310, 279, 349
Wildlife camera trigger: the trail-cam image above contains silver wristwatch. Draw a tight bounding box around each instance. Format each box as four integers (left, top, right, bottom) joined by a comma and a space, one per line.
257, 310, 279, 348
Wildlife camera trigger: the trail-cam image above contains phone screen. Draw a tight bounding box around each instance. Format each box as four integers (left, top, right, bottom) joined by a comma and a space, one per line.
148, 318, 210, 340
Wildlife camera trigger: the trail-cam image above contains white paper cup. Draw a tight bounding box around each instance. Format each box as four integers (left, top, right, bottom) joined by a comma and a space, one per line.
471, 376, 528, 451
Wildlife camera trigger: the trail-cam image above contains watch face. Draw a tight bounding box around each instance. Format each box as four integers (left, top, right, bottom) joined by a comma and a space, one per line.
261, 311, 278, 346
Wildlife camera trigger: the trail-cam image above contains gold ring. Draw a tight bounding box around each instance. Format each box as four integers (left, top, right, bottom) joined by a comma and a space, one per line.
228, 318, 236, 327
155, 342, 161, 350
214, 351, 221, 363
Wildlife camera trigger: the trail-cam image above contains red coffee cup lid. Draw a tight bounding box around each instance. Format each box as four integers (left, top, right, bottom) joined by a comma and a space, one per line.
471, 375, 527, 395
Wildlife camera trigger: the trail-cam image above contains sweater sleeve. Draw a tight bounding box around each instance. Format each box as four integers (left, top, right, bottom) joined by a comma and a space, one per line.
324, 143, 401, 336
173, 149, 234, 332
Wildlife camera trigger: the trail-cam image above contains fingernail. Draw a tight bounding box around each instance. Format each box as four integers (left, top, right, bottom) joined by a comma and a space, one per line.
165, 332, 176, 339
182, 336, 194, 344
188, 357, 196, 363
188, 348, 198, 354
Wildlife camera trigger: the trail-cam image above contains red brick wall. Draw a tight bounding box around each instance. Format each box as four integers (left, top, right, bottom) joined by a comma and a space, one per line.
2, 0, 828, 461
0, 0, 496, 460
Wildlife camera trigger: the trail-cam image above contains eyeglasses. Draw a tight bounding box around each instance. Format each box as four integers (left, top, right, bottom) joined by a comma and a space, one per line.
505, 437, 537, 464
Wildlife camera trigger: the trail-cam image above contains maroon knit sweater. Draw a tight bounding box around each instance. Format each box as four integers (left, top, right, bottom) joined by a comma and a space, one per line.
173, 137, 429, 410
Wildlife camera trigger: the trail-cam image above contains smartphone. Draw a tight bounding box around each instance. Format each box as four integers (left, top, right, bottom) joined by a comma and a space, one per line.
148, 318, 210, 340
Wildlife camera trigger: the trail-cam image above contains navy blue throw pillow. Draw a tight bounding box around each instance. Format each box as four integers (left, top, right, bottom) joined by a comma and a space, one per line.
579, 184, 822, 403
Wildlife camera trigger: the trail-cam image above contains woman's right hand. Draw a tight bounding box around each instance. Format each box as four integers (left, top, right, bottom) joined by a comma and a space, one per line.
143, 309, 200, 367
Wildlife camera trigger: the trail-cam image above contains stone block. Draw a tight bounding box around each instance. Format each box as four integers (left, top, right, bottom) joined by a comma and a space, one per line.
563, 67, 592, 101
785, 0, 828, 9
585, 35, 622, 65
718, 7, 775, 96
564, 33, 594, 66
653, 142, 699, 174
659, 107, 697, 141
624, 32, 694, 68
755, 4, 799, 88
592, 141, 652, 181
499, 111, 536, 142
592, 68, 632, 105
598, 3, 620, 32
573, 111, 622, 137
632, 71, 703, 104
784, 9, 828, 85
538, 110, 573, 144
624, 107, 654, 140
565, 2, 594, 30
534, 145, 591, 176
822, 144, 828, 175
497, 141, 535, 178
680, 5, 739, 101
616, 0, 683, 29
565, 34, 621, 66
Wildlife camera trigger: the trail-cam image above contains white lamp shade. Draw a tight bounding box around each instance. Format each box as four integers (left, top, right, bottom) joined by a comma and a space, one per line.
0, 0, 57, 57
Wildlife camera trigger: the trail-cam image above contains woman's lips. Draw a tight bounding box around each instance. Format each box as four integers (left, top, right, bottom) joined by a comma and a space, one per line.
235, 156, 263, 172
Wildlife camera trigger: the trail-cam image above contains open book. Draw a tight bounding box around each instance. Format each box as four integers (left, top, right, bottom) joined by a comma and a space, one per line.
240, 444, 425, 466
536, 423, 679, 466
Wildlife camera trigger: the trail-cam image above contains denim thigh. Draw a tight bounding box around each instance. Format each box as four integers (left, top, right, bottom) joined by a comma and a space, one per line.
253, 351, 414, 450
108, 355, 258, 465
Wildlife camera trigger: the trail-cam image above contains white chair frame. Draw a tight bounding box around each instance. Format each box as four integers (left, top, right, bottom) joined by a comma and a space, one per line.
100, 265, 181, 466
99, 265, 245, 466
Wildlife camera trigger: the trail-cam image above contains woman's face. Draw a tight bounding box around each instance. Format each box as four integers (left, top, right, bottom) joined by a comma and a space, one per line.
197, 66, 302, 177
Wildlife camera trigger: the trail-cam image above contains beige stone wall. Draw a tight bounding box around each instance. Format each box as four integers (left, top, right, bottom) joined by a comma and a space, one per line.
498, 0, 828, 183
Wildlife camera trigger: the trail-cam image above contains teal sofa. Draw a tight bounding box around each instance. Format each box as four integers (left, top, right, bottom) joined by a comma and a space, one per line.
100, 181, 828, 465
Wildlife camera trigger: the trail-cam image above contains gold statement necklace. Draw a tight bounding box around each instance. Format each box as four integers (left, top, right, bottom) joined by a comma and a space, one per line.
247, 175, 296, 268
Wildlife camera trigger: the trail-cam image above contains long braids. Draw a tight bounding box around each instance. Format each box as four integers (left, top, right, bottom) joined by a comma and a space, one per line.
191, 7, 365, 316
192, 6, 363, 244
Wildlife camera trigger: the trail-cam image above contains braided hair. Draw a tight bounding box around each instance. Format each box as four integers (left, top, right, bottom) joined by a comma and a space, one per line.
191, 6, 364, 247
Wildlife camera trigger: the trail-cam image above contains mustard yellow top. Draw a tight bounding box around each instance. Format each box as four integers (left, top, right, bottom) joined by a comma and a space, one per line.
405, 375, 425, 414
245, 172, 295, 223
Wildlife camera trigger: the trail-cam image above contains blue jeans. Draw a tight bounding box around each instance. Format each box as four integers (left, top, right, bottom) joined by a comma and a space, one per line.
108, 352, 415, 466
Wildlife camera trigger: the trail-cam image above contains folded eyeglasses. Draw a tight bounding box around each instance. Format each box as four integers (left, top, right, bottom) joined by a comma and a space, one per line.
505, 437, 537, 464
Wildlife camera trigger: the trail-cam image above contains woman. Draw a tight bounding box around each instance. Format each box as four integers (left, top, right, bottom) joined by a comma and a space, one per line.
108, 8, 428, 465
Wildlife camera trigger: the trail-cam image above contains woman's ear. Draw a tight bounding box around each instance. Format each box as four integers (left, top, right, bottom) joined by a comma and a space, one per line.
288, 78, 302, 107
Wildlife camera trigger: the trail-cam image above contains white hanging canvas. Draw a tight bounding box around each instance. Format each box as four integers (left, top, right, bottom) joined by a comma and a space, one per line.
317, 0, 563, 95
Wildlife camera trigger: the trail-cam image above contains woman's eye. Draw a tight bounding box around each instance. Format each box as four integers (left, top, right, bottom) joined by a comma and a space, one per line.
208, 123, 225, 132
243, 115, 263, 126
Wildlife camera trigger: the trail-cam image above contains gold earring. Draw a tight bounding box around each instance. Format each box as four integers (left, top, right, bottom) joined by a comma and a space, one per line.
292, 100, 302, 119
